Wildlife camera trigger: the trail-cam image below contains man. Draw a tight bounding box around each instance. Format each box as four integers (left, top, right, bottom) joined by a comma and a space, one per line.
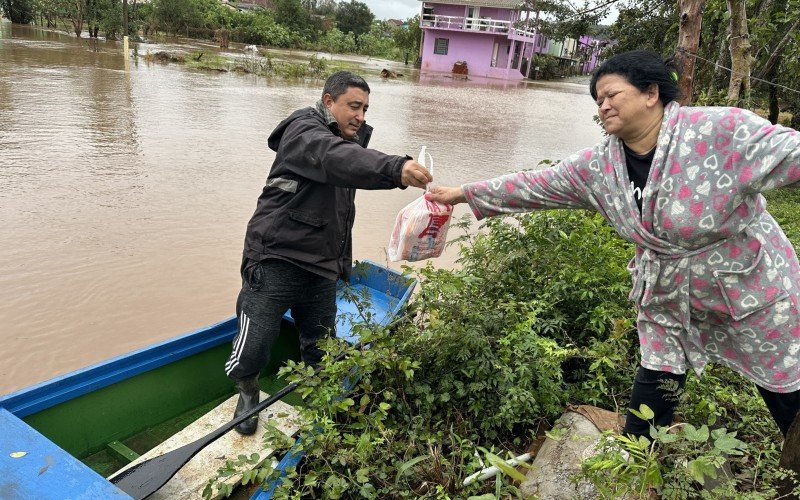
226, 71, 432, 435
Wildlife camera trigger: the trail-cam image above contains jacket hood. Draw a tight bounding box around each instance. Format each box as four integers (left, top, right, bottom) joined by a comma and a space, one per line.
268, 108, 313, 152
267, 107, 373, 151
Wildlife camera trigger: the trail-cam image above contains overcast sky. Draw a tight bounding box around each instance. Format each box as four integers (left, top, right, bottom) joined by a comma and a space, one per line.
361, 0, 420, 21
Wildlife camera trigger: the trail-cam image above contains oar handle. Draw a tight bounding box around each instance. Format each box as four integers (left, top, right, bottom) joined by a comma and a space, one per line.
110, 314, 409, 497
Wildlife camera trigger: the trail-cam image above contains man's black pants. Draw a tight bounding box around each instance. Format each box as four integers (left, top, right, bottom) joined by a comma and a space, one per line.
225, 259, 337, 382
624, 366, 800, 437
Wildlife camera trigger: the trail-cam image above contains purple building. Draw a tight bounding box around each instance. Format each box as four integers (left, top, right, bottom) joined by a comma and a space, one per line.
419, 0, 604, 80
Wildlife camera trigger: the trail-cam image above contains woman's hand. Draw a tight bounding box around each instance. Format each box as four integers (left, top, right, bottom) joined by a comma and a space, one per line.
425, 186, 467, 205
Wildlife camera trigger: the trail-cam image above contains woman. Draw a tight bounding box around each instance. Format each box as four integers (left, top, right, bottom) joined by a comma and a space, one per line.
426, 50, 800, 448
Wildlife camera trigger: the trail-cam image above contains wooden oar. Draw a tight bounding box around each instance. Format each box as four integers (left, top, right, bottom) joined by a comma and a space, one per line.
109, 351, 347, 499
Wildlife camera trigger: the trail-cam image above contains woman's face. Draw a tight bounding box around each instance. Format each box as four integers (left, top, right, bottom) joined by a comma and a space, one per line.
594, 74, 661, 140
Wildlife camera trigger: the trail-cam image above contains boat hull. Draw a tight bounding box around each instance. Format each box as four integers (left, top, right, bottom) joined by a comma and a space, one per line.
0, 260, 415, 499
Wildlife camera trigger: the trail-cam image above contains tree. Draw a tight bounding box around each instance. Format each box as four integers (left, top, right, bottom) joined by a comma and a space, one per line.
314, 0, 335, 16
31, 0, 58, 27
749, 0, 800, 124
726, 0, 751, 105
3, 0, 34, 23
274, 0, 309, 32
674, 0, 706, 105
152, 0, 199, 35
50, 0, 87, 37
335, 0, 373, 40
97, 0, 122, 39
86, 0, 100, 37
605, 0, 800, 120
608, 0, 677, 55
393, 15, 421, 63
518, 0, 610, 41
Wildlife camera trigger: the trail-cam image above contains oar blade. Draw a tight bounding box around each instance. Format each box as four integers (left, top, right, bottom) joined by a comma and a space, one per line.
110, 442, 200, 499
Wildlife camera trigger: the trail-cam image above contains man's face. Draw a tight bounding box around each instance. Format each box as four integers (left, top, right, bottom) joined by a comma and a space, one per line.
323, 86, 369, 140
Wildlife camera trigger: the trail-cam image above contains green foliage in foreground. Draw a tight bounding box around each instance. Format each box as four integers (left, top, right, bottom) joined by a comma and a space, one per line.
207, 190, 800, 499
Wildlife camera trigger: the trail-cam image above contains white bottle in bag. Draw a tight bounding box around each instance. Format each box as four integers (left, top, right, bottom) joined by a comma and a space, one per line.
386, 146, 452, 262
419, 146, 433, 189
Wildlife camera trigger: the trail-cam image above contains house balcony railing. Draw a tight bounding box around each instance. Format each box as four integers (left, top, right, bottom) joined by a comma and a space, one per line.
421, 13, 589, 61
421, 14, 545, 42
508, 27, 539, 41
421, 14, 512, 34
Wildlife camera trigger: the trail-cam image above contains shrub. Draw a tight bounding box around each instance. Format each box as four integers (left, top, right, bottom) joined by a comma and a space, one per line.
206, 189, 800, 498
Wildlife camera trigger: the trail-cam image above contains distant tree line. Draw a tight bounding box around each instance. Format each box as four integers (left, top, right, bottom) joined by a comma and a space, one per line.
1, 0, 422, 61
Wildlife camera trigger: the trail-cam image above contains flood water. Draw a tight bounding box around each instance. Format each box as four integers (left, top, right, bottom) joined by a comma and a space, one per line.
0, 21, 604, 394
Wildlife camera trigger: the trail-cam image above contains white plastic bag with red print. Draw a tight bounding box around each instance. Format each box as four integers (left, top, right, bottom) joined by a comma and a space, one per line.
387, 147, 453, 262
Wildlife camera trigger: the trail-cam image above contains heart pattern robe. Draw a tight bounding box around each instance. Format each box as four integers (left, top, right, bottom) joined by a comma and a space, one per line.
462, 102, 800, 392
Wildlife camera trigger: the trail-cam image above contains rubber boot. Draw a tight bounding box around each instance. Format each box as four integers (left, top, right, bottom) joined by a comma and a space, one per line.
233, 376, 260, 435
779, 413, 800, 498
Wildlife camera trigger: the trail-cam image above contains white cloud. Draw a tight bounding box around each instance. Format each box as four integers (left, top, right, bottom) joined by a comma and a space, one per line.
360, 0, 420, 21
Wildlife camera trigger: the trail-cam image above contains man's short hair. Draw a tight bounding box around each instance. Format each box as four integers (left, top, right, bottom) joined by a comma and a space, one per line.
322, 71, 370, 100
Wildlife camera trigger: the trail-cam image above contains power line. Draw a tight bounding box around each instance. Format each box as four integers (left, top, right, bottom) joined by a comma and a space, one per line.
677, 47, 800, 96
562, 0, 625, 22
521, 0, 623, 24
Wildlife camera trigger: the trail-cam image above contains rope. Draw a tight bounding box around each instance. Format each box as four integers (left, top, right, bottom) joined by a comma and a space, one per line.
677, 47, 800, 96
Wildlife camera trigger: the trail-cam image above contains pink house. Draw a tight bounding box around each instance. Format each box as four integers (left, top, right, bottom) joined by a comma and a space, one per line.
419, 0, 604, 80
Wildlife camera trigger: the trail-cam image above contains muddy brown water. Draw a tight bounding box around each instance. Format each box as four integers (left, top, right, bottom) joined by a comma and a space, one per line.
0, 21, 604, 393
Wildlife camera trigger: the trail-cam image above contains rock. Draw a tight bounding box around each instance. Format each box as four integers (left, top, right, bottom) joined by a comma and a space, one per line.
520, 410, 602, 499
779, 415, 800, 497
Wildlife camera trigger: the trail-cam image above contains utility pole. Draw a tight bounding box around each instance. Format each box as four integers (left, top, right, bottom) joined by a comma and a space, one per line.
123, 0, 128, 34
122, 0, 129, 65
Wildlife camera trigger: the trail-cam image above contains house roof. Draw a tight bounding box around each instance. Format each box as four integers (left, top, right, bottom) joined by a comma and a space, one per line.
421, 0, 524, 8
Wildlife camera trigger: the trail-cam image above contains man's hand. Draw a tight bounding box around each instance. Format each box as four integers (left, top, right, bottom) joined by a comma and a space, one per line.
401, 160, 433, 188
425, 186, 466, 205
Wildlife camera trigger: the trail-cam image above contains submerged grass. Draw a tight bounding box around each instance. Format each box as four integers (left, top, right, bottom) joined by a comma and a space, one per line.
142, 48, 341, 81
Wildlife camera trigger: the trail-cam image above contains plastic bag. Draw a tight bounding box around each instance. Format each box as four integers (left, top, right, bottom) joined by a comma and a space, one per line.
387, 147, 453, 262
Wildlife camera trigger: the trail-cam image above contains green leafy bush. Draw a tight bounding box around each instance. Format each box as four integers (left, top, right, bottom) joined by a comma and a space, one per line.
208, 192, 800, 498
203, 210, 640, 498
316, 28, 357, 55
531, 53, 560, 80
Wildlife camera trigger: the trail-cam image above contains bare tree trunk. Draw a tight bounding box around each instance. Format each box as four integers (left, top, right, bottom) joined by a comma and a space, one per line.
768, 79, 779, 124
711, 23, 730, 89
675, 0, 706, 105
726, 0, 751, 105
71, 0, 85, 38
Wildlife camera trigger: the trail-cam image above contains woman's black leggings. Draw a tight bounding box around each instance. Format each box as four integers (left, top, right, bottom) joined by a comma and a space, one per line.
623, 366, 800, 437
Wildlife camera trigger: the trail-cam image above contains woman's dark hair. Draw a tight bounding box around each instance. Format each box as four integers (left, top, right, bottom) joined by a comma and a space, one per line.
589, 50, 681, 106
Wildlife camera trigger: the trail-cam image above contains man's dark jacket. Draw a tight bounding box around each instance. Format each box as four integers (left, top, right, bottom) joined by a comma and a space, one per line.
242, 107, 408, 281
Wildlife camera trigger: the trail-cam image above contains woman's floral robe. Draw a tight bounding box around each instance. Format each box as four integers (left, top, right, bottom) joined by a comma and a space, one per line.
462, 102, 800, 392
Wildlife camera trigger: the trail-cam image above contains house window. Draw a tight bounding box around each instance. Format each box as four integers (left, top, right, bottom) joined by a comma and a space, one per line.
434, 38, 449, 55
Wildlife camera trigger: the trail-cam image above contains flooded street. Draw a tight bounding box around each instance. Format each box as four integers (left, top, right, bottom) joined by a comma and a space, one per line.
0, 21, 604, 393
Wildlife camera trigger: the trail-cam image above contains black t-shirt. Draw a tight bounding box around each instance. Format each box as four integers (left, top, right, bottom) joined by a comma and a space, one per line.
623, 144, 655, 212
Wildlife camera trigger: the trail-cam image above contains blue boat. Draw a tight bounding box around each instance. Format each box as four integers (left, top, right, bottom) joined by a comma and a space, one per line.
0, 260, 415, 499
